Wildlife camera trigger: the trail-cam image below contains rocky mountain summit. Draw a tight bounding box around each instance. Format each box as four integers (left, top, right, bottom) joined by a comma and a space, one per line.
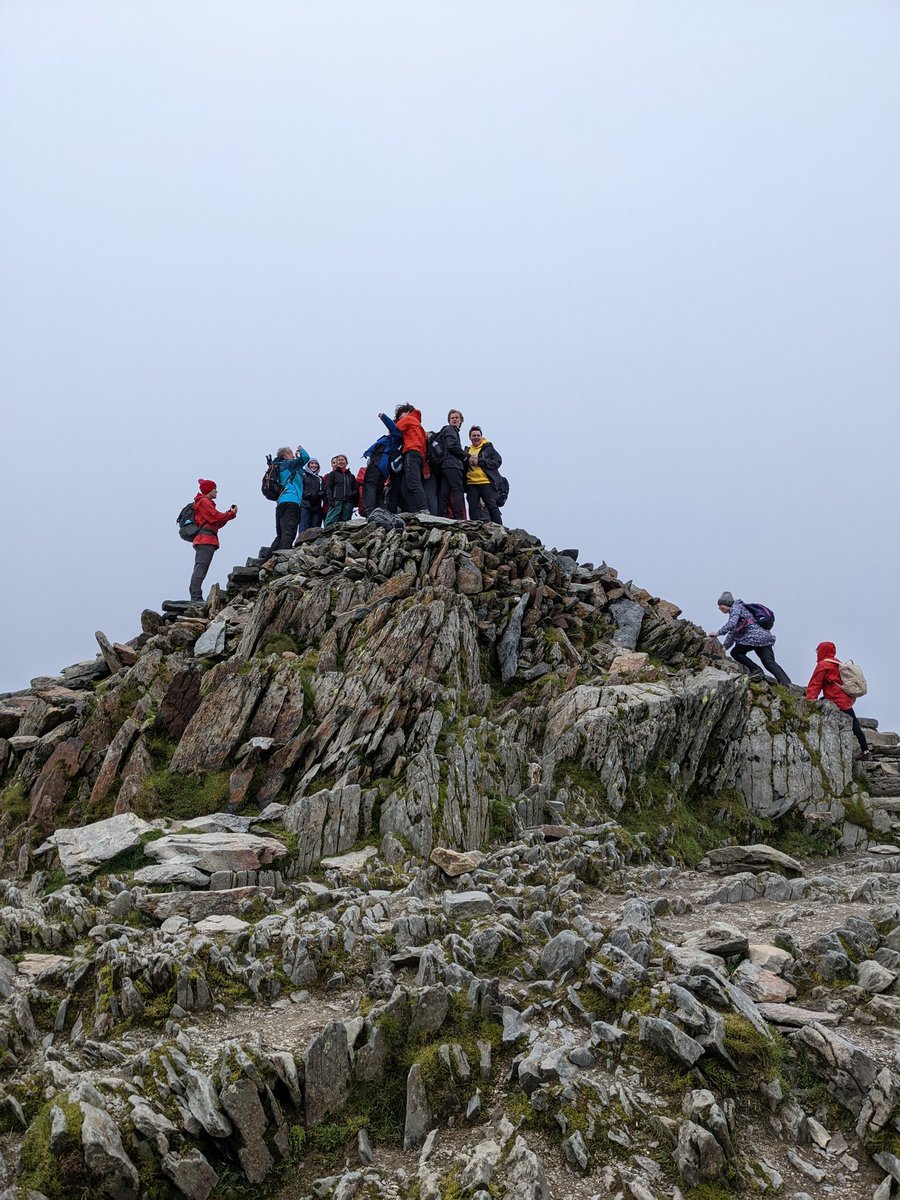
0, 516, 898, 1200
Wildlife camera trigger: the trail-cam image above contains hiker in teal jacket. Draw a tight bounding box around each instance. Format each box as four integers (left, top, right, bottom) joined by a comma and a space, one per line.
263, 445, 310, 565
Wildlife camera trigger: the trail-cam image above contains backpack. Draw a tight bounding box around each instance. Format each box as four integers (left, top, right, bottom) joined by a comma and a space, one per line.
426, 431, 445, 468
495, 475, 510, 508
176, 502, 199, 542
836, 660, 868, 698
745, 602, 774, 630
261, 455, 284, 502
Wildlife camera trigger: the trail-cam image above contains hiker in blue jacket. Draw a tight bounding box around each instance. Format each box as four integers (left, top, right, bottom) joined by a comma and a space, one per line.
362, 413, 402, 516
709, 591, 791, 684
262, 445, 310, 567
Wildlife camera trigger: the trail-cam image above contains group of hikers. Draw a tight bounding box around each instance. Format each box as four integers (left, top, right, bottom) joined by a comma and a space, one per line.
709, 592, 872, 758
183, 404, 506, 599
180, 420, 873, 760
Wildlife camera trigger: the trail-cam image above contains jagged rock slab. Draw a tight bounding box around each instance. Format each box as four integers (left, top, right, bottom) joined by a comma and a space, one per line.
700, 844, 805, 877
144, 832, 288, 873
132, 861, 211, 887
320, 846, 378, 874
136, 886, 273, 922
757, 1003, 840, 1027
430, 847, 486, 877
38, 813, 152, 880
194, 914, 249, 935
16, 954, 73, 982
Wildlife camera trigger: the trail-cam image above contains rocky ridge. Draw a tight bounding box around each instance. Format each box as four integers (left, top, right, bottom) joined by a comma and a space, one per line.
0, 516, 897, 1199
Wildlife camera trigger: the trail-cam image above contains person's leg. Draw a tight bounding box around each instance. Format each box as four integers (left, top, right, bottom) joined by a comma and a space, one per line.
402, 451, 429, 512
423, 470, 438, 514
277, 502, 300, 549
846, 707, 869, 753
310, 506, 323, 528
482, 484, 503, 525
447, 473, 466, 519
342, 500, 355, 521
299, 505, 312, 533
731, 644, 763, 676
323, 502, 341, 529
385, 473, 402, 513
755, 645, 792, 685
189, 544, 216, 601
466, 484, 486, 521
363, 464, 385, 513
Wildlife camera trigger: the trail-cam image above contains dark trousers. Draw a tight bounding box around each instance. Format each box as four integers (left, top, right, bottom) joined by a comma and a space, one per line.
401, 450, 428, 512
362, 462, 387, 514
466, 482, 502, 524
438, 468, 466, 519
423, 470, 438, 515
189, 544, 216, 602
731, 643, 791, 685
270, 502, 301, 553
846, 707, 869, 753
385, 472, 403, 513
299, 503, 322, 533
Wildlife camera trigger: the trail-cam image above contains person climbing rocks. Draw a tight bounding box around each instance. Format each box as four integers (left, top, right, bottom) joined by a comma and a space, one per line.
189, 479, 237, 603
436, 408, 468, 519
394, 404, 429, 513
322, 454, 360, 528
806, 641, 871, 757
709, 591, 791, 684
262, 445, 310, 568
298, 459, 324, 533
362, 412, 402, 516
465, 426, 503, 524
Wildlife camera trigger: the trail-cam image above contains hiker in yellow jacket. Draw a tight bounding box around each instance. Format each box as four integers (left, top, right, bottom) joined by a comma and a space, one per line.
465, 426, 503, 524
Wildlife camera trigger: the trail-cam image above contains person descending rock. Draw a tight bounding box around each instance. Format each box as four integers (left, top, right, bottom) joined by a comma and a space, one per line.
189, 479, 237, 603
436, 408, 468, 519
262, 445, 310, 568
298, 459, 324, 532
709, 591, 791, 684
465, 426, 503, 524
362, 412, 402, 516
806, 641, 871, 758
394, 403, 429, 513
322, 454, 360, 528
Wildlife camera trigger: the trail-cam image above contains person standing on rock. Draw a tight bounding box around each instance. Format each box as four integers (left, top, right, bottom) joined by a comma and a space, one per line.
709, 592, 791, 684
362, 412, 402, 515
465, 426, 503, 524
394, 403, 429, 513
322, 454, 360, 528
262, 445, 310, 569
436, 408, 468, 519
298, 459, 324, 533
806, 641, 872, 757
189, 479, 237, 603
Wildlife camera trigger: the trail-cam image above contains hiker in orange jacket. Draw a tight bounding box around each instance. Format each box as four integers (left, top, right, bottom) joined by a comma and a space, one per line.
394, 404, 429, 513
806, 641, 871, 757
190, 479, 237, 602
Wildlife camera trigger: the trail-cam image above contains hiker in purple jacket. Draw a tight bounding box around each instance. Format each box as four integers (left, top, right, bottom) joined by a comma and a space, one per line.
709, 591, 792, 684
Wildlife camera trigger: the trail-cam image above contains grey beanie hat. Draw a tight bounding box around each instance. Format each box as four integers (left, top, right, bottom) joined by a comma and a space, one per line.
717, 591, 735, 607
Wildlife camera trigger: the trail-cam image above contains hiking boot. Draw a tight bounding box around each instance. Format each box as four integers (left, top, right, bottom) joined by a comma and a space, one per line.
856, 750, 875, 761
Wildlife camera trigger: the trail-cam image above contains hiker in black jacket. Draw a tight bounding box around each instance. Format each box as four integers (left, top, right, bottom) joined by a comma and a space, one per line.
322, 455, 360, 529
465, 426, 503, 524
298, 460, 324, 533
435, 409, 468, 519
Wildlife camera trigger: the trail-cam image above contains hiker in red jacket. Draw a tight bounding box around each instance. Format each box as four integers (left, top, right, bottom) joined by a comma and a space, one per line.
806, 641, 871, 757
394, 404, 429, 513
190, 479, 237, 602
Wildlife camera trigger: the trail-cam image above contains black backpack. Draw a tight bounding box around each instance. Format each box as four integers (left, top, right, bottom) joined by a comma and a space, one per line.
495, 475, 510, 508
426, 432, 445, 468
176, 502, 199, 542
261, 455, 284, 502
745, 602, 775, 630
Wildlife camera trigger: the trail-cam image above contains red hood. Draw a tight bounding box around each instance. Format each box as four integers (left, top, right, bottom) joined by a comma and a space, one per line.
816, 641, 836, 662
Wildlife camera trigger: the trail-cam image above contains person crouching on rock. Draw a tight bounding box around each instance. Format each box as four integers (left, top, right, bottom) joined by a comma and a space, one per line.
190, 479, 237, 603
806, 641, 871, 758
322, 454, 360, 528
709, 591, 791, 684
465, 426, 503, 524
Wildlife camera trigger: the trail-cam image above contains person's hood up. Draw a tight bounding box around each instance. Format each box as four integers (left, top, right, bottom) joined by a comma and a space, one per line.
816, 641, 837, 661
470, 437, 491, 449
303, 464, 320, 476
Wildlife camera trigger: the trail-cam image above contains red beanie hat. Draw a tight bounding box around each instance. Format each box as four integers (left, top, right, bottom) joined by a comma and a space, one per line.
198, 478, 216, 494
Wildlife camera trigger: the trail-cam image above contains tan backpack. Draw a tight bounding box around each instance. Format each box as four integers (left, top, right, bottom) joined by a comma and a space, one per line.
830, 658, 867, 698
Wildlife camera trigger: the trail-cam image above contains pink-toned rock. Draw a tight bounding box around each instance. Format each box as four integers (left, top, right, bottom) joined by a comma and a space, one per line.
608, 652, 649, 682
731, 960, 796, 1003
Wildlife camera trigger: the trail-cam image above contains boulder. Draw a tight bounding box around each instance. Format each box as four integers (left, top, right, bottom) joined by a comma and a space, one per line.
430, 847, 486, 877
145, 832, 288, 874
39, 813, 152, 880
80, 1101, 140, 1199
700, 844, 804, 877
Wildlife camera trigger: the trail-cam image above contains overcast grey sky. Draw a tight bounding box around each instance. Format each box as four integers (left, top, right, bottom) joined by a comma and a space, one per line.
2, 1, 898, 727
